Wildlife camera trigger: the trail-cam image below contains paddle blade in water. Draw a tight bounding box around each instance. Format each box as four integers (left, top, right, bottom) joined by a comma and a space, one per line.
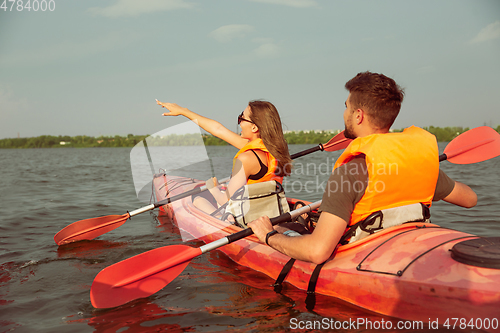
54, 214, 129, 245
443, 126, 500, 164
323, 131, 352, 152
91, 244, 201, 309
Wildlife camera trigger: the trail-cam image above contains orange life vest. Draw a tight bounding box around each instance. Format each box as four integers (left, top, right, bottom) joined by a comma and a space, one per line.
333, 126, 439, 226
233, 138, 283, 185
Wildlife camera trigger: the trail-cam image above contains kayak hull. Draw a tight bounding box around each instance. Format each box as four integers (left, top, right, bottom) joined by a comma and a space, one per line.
154, 175, 500, 329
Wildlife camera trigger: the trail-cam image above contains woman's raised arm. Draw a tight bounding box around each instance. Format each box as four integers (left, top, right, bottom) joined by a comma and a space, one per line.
156, 100, 248, 149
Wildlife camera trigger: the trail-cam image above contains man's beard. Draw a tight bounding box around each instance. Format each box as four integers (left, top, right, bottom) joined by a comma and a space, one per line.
344, 121, 357, 139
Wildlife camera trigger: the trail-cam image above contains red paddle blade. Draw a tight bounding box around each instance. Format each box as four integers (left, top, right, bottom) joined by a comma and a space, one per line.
322, 131, 352, 152
91, 245, 202, 309
54, 214, 129, 245
443, 126, 500, 164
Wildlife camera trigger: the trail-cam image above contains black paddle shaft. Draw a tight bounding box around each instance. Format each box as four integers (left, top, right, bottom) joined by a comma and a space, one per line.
153, 185, 205, 208
226, 212, 293, 243
290, 144, 323, 159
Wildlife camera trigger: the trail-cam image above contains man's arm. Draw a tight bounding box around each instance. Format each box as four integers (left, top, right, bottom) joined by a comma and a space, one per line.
247, 212, 347, 264
433, 170, 477, 208
442, 181, 477, 208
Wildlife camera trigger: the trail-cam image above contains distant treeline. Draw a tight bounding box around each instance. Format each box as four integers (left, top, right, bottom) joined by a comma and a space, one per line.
0, 133, 225, 149
1, 126, 499, 149
0, 134, 149, 149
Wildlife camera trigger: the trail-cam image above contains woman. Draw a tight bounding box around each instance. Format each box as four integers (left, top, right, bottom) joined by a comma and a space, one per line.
156, 99, 292, 214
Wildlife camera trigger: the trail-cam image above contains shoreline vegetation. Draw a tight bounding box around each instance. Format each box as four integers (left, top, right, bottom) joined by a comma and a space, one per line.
1, 126, 498, 149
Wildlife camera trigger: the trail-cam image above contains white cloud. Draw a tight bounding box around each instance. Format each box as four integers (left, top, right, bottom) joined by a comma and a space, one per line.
471, 21, 500, 43
248, 0, 317, 8
253, 42, 280, 58
252, 38, 280, 58
209, 25, 255, 43
88, 0, 194, 18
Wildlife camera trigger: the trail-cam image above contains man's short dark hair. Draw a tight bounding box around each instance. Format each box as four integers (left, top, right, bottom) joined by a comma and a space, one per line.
345, 71, 405, 130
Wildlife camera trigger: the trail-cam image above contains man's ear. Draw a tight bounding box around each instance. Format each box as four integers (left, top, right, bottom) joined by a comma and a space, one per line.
355, 108, 365, 125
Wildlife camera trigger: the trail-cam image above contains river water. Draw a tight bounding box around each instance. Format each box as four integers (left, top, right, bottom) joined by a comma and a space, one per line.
0, 144, 499, 333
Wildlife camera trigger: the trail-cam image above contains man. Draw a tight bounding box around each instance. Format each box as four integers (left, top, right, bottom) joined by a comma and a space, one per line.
248, 71, 477, 264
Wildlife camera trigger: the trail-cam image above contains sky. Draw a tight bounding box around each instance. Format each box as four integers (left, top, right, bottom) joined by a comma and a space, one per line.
0, 0, 499, 139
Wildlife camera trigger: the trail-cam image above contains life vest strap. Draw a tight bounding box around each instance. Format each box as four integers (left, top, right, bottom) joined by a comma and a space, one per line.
340, 203, 431, 245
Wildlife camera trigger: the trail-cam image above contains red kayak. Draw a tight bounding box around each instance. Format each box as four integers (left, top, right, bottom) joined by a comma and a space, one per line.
153, 174, 500, 331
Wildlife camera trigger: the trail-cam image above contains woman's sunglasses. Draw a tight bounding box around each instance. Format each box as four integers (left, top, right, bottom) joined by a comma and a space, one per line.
237, 111, 254, 125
